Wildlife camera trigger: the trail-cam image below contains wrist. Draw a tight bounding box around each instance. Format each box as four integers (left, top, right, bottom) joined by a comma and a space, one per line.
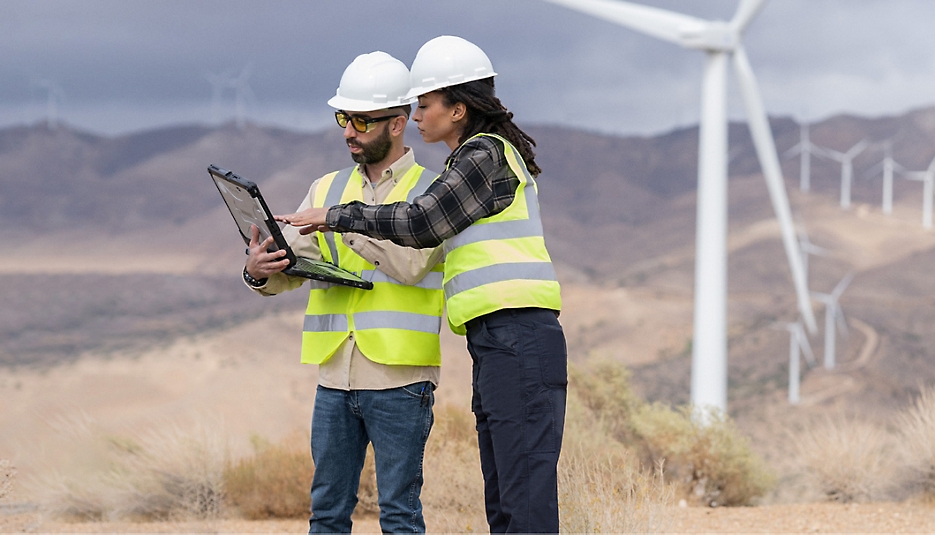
243, 267, 268, 288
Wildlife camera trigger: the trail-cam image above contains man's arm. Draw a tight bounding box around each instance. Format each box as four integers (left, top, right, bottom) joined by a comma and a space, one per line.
245, 180, 324, 296
343, 233, 444, 286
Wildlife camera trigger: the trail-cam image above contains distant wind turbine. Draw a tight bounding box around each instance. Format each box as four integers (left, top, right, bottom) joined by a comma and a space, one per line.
540, 0, 818, 413
822, 140, 869, 210
783, 123, 822, 193
812, 272, 853, 370
230, 63, 256, 130
862, 141, 906, 215
797, 226, 828, 288
899, 155, 935, 230
776, 320, 815, 405
204, 70, 234, 124
33, 79, 64, 129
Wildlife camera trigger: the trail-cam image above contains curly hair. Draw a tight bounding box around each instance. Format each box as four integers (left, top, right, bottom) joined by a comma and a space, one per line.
438, 77, 542, 176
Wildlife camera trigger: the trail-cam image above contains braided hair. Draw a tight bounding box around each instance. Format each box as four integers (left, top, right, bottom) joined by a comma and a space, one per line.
439, 77, 542, 176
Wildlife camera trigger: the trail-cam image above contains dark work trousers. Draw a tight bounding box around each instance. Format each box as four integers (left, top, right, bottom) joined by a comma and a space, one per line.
466, 307, 567, 533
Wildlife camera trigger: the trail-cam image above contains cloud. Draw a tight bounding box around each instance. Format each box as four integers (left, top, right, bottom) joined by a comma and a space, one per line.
2, 0, 934, 136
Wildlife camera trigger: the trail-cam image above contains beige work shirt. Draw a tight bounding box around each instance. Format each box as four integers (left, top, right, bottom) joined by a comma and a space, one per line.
249, 148, 443, 390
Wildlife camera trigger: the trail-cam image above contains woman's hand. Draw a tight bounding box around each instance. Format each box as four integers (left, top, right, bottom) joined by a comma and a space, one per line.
275, 207, 330, 235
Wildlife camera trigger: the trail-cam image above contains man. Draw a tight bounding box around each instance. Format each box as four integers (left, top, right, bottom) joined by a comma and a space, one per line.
243, 51, 444, 533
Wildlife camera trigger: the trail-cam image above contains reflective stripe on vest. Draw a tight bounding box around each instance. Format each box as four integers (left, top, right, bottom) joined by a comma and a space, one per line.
353, 311, 442, 334
302, 163, 445, 365
442, 133, 561, 334
360, 269, 444, 290
322, 166, 355, 267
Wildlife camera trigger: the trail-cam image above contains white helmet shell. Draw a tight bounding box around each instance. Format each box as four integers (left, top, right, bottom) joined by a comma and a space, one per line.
406, 36, 497, 100
328, 51, 415, 112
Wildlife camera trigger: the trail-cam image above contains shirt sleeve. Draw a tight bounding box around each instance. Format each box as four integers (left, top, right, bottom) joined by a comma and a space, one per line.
246, 179, 323, 296
325, 136, 520, 249
342, 233, 444, 286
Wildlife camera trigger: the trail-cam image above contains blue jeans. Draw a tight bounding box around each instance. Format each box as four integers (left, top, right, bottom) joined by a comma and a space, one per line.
308, 382, 434, 534
467, 308, 567, 533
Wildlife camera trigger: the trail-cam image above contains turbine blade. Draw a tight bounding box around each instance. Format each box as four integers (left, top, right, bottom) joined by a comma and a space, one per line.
847, 139, 870, 157
832, 272, 854, 299
730, 0, 768, 34
540, 0, 707, 46
732, 46, 818, 334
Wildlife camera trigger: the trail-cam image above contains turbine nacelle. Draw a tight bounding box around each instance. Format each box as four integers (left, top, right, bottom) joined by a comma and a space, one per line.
680, 22, 737, 52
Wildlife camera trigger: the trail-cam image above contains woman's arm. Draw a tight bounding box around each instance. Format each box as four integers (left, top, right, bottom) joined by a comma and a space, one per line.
280, 136, 520, 249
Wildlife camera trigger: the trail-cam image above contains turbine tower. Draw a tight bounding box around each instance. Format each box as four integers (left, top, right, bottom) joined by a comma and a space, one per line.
797, 227, 828, 288
863, 140, 904, 215
541, 0, 818, 413
777, 320, 815, 405
34, 79, 64, 129
205, 70, 234, 124
783, 123, 822, 193
230, 63, 255, 130
822, 140, 869, 210
900, 155, 935, 230
812, 273, 853, 370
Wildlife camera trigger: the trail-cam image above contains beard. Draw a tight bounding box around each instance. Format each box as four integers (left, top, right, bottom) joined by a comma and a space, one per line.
348, 124, 393, 164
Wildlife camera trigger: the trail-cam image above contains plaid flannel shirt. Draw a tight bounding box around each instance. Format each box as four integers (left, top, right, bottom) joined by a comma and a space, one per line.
325, 135, 521, 249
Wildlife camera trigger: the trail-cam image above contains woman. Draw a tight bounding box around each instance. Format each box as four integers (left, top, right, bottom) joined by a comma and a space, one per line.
278, 35, 566, 533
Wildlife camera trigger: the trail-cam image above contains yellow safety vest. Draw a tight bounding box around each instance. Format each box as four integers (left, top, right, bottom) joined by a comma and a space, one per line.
443, 133, 562, 335
301, 164, 444, 365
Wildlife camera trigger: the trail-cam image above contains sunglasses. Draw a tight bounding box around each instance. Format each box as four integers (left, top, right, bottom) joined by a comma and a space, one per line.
335, 111, 401, 133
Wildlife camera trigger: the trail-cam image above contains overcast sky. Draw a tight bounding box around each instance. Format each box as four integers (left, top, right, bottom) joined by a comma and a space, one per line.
3, 0, 934, 137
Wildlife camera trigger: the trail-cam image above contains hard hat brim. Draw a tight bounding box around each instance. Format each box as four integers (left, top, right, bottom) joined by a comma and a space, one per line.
405, 73, 497, 101
327, 93, 415, 113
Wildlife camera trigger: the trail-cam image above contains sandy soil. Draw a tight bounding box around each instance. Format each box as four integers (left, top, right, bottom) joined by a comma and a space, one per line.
3, 502, 935, 533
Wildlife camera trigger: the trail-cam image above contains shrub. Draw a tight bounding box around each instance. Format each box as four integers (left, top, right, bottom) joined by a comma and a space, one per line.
794, 415, 896, 503
895, 385, 935, 498
630, 404, 775, 506
224, 433, 312, 519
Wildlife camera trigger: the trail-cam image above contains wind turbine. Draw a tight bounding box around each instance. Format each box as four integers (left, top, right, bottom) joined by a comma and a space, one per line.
33, 79, 64, 129
775, 320, 815, 405
899, 155, 935, 230
540, 0, 818, 413
204, 70, 234, 124
812, 272, 853, 370
862, 140, 904, 215
822, 139, 869, 210
797, 226, 828, 288
783, 123, 823, 193
230, 63, 256, 130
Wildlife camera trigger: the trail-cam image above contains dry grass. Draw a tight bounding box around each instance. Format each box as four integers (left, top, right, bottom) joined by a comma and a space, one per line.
793, 414, 897, 503
34, 417, 229, 521
224, 433, 312, 519
422, 404, 487, 532
895, 385, 935, 498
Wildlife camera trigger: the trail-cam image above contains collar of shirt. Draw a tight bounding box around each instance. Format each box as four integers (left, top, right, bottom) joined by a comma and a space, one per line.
356, 146, 416, 189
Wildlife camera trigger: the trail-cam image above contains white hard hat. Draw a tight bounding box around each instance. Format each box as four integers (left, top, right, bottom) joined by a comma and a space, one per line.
328, 51, 415, 112
406, 36, 497, 100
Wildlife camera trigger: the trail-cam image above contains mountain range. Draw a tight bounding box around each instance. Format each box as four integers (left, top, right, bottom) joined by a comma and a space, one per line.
1, 107, 934, 430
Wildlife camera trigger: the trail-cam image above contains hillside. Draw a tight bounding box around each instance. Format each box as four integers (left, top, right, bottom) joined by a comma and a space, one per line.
1, 109, 934, 428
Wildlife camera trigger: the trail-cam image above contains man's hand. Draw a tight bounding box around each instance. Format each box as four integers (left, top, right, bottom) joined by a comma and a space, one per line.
275, 207, 330, 235
245, 224, 290, 279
